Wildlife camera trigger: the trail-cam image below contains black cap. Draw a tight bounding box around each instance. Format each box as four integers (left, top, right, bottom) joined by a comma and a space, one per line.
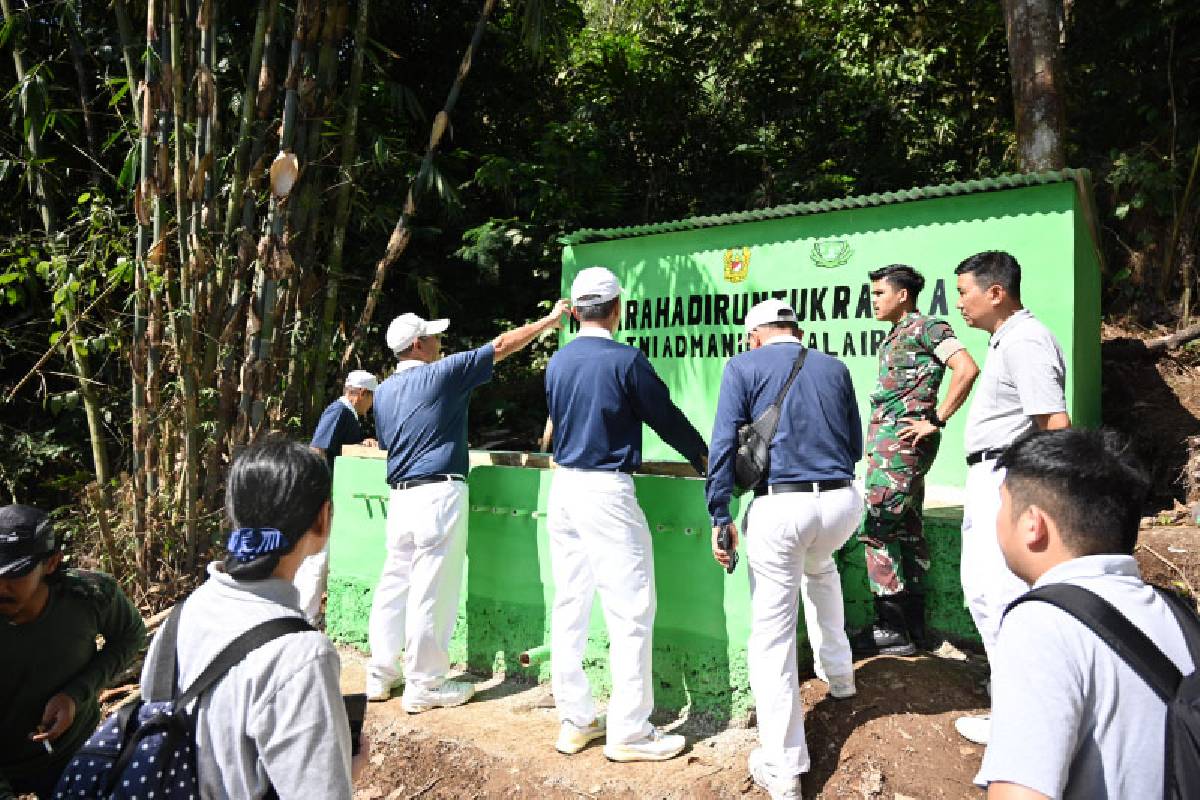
0, 505, 57, 578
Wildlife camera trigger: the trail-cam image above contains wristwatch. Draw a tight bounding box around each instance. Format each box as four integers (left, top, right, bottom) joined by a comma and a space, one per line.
926, 407, 946, 428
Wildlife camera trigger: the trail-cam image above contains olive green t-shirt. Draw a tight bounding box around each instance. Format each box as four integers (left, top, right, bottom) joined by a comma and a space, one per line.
0, 569, 145, 788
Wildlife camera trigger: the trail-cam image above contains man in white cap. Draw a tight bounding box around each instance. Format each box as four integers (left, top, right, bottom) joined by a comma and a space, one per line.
297, 369, 380, 624
706, 298, 863, 800
367, 301, 569, 709
545, 266, 707, 762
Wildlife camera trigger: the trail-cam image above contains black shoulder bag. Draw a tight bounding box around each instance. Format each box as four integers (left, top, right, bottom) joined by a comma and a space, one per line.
733, 348, 808, 493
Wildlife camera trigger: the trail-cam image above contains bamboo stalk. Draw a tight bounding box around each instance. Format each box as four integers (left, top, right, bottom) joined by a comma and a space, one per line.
243, 0, 309, 437
341, 0, 497, 372
1, 0, 111, 488
310, 0, 370, 417
114, 0, 141, 129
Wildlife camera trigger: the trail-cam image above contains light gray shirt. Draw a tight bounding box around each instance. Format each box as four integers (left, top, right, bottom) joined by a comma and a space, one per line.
977, 555, 1193, 799
140, 562, 353, 800
964, 309, 1066, 453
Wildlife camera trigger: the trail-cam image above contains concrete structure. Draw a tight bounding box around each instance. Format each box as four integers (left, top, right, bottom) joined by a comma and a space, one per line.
328, 169, 1103, 722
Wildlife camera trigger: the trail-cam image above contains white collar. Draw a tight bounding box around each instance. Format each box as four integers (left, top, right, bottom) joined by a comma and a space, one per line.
762, 334, 802, 346
338, 396, 358, 419
394, 359, 426, 373
577, 326, 614, 340
990, 308, 1034, 347
1032, 554, 1141, 589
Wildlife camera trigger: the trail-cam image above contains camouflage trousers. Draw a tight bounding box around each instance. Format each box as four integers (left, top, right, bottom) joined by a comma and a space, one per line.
857, 421, 940, 597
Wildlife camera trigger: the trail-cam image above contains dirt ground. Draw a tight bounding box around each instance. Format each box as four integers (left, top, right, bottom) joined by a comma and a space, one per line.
344, 524, 1200, 800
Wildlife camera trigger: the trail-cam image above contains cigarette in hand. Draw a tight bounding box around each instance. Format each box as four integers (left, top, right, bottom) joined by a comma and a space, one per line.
42, 739, 53, 754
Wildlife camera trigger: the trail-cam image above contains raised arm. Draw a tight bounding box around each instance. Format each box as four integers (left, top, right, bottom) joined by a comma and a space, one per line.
491, 299, 570, 363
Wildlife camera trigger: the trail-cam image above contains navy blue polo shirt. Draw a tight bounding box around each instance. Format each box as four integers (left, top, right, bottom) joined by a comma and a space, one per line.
706, 337, 862, 525
374, 344, 495, 484
546, 330, 707, 474
310, 398, 365, 472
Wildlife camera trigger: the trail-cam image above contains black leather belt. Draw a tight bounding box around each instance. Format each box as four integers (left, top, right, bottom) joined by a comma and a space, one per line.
755, 479, 852, 497
389, 474, 465, 491
966, 448, 1006, 466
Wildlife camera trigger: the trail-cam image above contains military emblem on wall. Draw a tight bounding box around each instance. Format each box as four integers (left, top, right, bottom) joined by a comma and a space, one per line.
723, 247, 751, 283
811, 239, 852, 269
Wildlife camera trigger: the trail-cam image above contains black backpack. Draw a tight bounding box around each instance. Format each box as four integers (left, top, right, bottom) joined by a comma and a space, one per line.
1006, 583, 1200, 800
54, 603, 312, 799
734, 349, 807, 493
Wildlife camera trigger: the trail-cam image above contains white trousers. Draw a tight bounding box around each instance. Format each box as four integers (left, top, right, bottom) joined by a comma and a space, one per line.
293, 539, 329, 625
367, 481, 468, 692
548, 468, 656, 746
745, 485, 862, 779
960, 462, 1028, 664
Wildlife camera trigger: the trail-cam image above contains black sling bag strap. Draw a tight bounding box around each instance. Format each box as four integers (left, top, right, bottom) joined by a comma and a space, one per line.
733, 348, 808, 493
1004, 583, 1200, 703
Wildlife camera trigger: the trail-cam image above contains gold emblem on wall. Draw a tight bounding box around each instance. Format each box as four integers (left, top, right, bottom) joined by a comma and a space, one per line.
723, 247, 751, 283
811, 240, 852, 269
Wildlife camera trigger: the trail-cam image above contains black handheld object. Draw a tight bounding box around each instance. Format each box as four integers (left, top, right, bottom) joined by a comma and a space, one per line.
343, 693, 367, 755
718, 523, 738, 574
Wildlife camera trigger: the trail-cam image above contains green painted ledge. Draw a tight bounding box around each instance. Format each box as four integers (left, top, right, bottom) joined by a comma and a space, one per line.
328, 457, 976, 724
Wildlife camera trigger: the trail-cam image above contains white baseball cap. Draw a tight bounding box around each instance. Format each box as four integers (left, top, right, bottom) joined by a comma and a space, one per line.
570, 266, 622, 307
344, 370, 378, 392
385, 313, 450, 352
744, 298, 798, 334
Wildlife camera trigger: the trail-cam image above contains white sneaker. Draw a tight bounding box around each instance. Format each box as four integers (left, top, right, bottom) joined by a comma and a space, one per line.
401, 679, 475, 713
603, 728, 686, 762
814, 666, 857, 699
365, 674, 401, 702
825, 673, 857, 700
555, 715, 606, 755
748, 748, 801, 800
954, 714, 990, 745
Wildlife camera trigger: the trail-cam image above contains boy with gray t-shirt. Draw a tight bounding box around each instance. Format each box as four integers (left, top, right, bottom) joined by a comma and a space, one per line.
977, 429, 1189, 799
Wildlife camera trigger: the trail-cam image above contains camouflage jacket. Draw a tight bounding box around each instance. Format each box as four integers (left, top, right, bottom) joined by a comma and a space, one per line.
869, 312, 962, 425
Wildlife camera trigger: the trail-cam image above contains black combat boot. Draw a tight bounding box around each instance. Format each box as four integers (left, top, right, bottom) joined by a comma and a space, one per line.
869, 597, 917, 656
899, 592, 928, 651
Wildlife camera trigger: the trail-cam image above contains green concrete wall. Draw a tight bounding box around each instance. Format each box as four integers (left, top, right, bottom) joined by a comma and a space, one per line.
562, 180, 1103, 490
327, 179, 1109, 722
327, 457, 972, 723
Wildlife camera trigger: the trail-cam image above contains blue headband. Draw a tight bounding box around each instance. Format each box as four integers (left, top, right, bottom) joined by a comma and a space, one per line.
226, 528, 289, 562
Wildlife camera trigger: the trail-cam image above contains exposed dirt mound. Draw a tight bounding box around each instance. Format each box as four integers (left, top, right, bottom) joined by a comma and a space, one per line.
1102, 321, 1200, 505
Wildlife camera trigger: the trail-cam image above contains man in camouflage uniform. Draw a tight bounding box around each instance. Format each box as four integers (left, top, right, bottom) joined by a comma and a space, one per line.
857, 264, 979, 655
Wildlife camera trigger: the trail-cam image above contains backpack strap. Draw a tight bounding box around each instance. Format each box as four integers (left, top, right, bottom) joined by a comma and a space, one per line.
1156, 589, 1200, 671
144, 603, 186, 702
174, 616, 315, 711
1005, 583, 1180, 704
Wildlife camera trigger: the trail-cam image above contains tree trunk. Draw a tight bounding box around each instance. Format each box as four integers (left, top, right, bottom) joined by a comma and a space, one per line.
1002, 0, 1067, 172
341, 0, 497, 372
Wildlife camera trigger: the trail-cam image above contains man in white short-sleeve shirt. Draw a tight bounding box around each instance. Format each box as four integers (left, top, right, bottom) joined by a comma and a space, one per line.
976, 428, 1191, 800
953, 250, 1071, 745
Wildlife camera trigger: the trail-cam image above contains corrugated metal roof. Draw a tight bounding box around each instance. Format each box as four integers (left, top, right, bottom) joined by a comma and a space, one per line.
560, 168, 1089, 246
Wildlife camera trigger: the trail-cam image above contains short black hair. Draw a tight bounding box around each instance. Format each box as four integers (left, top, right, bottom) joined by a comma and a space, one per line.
577, 297, 619, 322
868, 264, 925, 299
998, 428, 1149, 556
223, 437, 332, 580
954, 250, 1022, 300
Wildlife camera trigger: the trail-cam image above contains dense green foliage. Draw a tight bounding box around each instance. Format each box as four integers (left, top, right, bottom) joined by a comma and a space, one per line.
0, 0, 1197, 585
